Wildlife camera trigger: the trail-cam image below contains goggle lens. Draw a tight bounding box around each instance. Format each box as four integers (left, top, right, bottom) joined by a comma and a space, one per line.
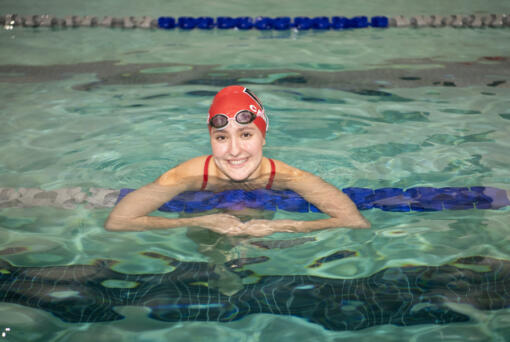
209, 111, 256, 129
210, 114, 229, 129
235, 110, 256, 124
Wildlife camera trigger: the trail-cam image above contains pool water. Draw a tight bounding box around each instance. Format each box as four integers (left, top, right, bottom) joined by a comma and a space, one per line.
1, 1, 510, 341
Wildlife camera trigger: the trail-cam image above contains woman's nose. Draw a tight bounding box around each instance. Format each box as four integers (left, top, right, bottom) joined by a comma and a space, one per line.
229, 136, 241, 156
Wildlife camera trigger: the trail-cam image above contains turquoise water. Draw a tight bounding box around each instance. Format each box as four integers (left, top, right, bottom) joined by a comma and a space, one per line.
1, 1, 510, 341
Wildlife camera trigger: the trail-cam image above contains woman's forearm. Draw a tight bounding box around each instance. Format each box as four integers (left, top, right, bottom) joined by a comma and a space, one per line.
105, 215, 198, 232
242, 215, 371, 237
271, 216, 371, 234
105, 213, 245, 235
104, 180, 197, 232
297, 217, 371, 232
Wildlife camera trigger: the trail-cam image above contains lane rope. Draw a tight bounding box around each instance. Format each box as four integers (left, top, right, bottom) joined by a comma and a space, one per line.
2, 14, 509, 30
1, 186, 509, 212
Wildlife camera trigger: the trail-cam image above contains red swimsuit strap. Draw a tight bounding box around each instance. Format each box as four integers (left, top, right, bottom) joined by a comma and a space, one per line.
200, 155, 213, 191
266, 158, 276, 190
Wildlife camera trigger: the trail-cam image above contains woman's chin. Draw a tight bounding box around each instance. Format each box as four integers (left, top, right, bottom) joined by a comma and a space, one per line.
215, 157, 262, 182
224, 170, 251, 182
222, 164, 256, 182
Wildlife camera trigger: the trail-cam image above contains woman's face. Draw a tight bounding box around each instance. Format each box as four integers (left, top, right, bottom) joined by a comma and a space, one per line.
210, 122, 265, 182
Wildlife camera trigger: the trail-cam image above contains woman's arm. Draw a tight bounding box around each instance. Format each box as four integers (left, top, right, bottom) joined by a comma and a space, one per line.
104, 180, 194, 231
243, 167, 370, 236
104, 159, 244, 234
105, 181, 245, 234
288, 170, 371, 231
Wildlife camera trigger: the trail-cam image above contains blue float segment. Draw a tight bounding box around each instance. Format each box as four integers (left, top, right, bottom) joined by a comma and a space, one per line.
349, 16, 369, 28
373, 188, 412, 212
273, 17, 291, 30
241, 190, 263, 210
117, 188, 134, 203
436, 187, 474, 210
215, 189, 247, 210
471, 186, 510, 209
405, 187, 443, 211
160, 197, 185, 212
158, 17, 176, 29
177, 17, 197, 29
277, 190, 310, 212
255, 17, 274, 30
293, 17, 312, 30
236, 17, 254, 30
331, 17, 350, 30
342, 188, 375, 210
312, 17, 330, 29
116, 186, 509, 213
196, 17, 214, 29
371, 16, 389, 28
217, 17, 236, 29
410, 202, 442, 212
180, 191, 219, 213
248, 189, 278, 211
469, 187, 494, 209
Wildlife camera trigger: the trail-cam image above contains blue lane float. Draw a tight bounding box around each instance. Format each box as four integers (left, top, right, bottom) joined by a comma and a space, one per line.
157, 17, 175, 29
156, 16, 390, 30
117, 186, 510, 213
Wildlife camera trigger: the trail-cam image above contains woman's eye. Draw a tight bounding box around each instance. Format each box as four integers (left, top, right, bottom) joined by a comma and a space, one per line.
215, 135, 227, 141
241, 132, 252, 138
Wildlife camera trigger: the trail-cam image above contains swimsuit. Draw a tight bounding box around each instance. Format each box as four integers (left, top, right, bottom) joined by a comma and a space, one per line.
200, 155, 275, 191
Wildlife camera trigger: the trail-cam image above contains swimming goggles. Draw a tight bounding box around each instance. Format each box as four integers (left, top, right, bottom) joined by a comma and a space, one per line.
209, 110, 257, 129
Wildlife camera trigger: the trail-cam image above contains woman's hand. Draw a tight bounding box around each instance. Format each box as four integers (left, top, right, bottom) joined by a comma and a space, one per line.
193, 216, 301, 237
192, 214, 246, 236
242, 219, 299, 237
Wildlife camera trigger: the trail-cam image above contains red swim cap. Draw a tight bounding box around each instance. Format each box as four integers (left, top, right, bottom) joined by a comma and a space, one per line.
208, 85, 268, 137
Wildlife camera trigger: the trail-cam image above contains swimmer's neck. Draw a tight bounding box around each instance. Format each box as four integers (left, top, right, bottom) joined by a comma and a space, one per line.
211, 158, 267, 183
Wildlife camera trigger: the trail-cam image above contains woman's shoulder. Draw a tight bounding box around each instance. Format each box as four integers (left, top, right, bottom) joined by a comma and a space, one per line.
270, 159, 326, 192
271, 158, 312, 180
156, 155, 210, 186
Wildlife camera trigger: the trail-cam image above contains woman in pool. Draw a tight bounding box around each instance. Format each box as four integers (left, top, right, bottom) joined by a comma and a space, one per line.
105, 85, 370, 237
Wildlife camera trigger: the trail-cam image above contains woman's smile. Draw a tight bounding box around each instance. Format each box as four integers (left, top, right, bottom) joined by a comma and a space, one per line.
216, 154, 260, 181
228, 158, 248, 167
